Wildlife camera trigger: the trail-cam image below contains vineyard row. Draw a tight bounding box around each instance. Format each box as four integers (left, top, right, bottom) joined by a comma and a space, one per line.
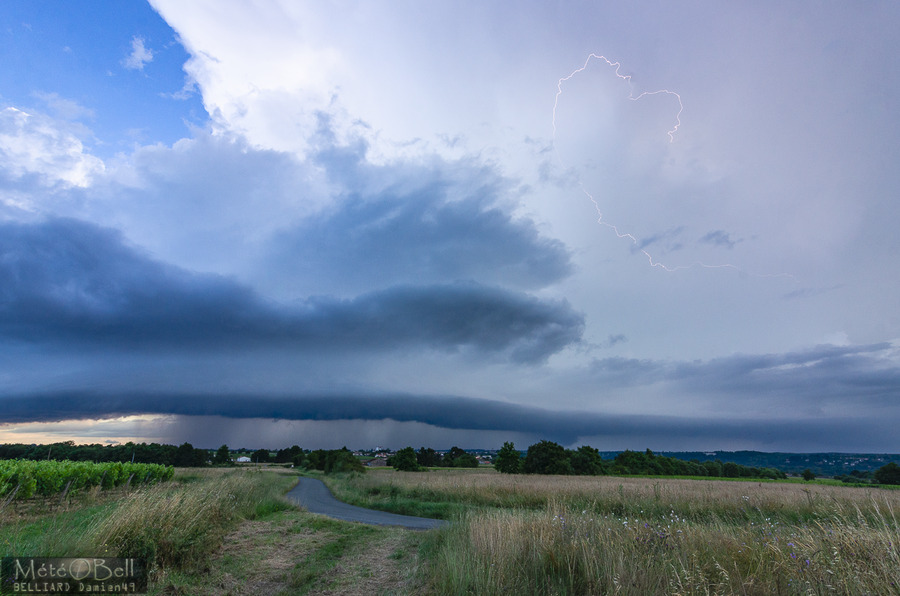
0, 459, 174, 501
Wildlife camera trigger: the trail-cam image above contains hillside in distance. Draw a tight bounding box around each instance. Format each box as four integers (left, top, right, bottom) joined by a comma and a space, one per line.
594, 451, 900, 478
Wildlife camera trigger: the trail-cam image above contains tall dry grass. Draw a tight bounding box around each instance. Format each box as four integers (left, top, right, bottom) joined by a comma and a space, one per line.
330, 470, 900, 594
430, 499, 900, 595
334, 469, 900, 524
89, 468, 295, 570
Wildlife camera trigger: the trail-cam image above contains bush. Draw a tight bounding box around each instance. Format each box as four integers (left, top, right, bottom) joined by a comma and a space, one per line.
324, 448, 365, 474
494, 442, 523, 474
392, 447, 422, 471
524, 441, 572, 475
213, 444, 231, 465
569, 445, 605, 475
417, 447, 443, 468
874, 462, 900, 485
451, 453, 480, 468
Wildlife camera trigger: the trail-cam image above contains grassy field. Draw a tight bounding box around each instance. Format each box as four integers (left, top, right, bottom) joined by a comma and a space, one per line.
1, 467, 427, 595
3, 467, 900, 594
323, 469, 900, 595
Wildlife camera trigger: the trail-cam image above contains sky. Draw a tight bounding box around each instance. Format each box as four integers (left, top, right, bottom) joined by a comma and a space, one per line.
1, 1, 899, 452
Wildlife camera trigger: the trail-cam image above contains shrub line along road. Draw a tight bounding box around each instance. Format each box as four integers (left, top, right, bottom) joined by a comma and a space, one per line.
286, 477, 447, 530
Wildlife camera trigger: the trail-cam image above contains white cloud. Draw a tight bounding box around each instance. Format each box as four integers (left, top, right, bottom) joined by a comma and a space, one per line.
122, 36, 154, 71
149, 1, 563, 167
149, 1, 343, 156
0, 106, 105, 192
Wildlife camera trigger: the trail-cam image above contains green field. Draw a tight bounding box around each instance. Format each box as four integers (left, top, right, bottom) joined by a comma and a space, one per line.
1, 467, 427, 595
3, 467, 900, 594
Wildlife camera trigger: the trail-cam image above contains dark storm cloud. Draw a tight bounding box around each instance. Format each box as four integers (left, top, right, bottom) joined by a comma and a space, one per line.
265, 136, 574, 294
271, 190, 573, 290
0, 218, 583, 361
590, 343, 900, 404
668, 343, 900, 401
1, 390, 895, 450
589, 356, 667, 386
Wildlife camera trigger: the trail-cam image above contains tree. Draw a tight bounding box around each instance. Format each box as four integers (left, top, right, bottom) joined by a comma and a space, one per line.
442, 446, 478, 468
757, 467, 787, 480
802, 469, 815, 481
444, 446, 466, 464
392, 447, 422, 471
494, 442, 523, 474
275, 445, 304, 463
306, 449, 327, 470
569, 445, 604, 475
416, 447, 442, 468
703, 460, 723, 477
850, 469, 873, 481
874, 462, 900, 485
324, 448, 365, 474
523, 440, 572, 475
613, 450, 650, 475
453, 452, 480, 468
213, 444, 231, 465
173, 442, 206, 467
723, 462, 742, 478
251, 448, 270, 464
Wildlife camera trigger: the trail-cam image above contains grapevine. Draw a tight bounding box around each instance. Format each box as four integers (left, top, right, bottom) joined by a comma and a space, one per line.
0, 459, 174, 501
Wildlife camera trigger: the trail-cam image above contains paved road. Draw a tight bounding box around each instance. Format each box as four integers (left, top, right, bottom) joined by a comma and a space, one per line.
286, 477, 447, 530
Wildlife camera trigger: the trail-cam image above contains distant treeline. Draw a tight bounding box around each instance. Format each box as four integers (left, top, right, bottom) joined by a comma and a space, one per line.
219, 445, 365, 474
832, 465, 900, 485
386, 446, 480, 471
495, 441, 788, 479
615, 450, 900, 478
302, 447, 364, 473
0, 441, 209, 467
0, 441, 320, 469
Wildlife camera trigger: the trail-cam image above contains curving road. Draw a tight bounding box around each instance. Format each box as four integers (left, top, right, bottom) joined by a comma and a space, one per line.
286, 477, 447, 530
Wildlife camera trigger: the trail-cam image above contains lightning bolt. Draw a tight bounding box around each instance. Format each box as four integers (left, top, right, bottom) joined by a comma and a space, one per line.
553, 54, 683, 142
552, 54, 795, 281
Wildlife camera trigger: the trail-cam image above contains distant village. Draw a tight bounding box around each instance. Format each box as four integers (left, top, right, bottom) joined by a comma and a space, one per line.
351, 447, 493, 467
230, 446, 496, 467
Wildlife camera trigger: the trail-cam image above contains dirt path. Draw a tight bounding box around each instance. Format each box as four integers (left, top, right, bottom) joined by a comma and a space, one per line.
160, 510, 429, 595
152, 477, 442, 595
286, 477, 447, 530
302, 530, 421, 596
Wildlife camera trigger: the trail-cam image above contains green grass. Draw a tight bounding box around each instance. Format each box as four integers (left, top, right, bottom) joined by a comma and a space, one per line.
319, 470, 539, 519
3, 468, 432, 594
1, 501, 118, 557
144, 504, 427, 596
10, 466, 898, 594
2, 468, 298, 575
288, 517, 378, 593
